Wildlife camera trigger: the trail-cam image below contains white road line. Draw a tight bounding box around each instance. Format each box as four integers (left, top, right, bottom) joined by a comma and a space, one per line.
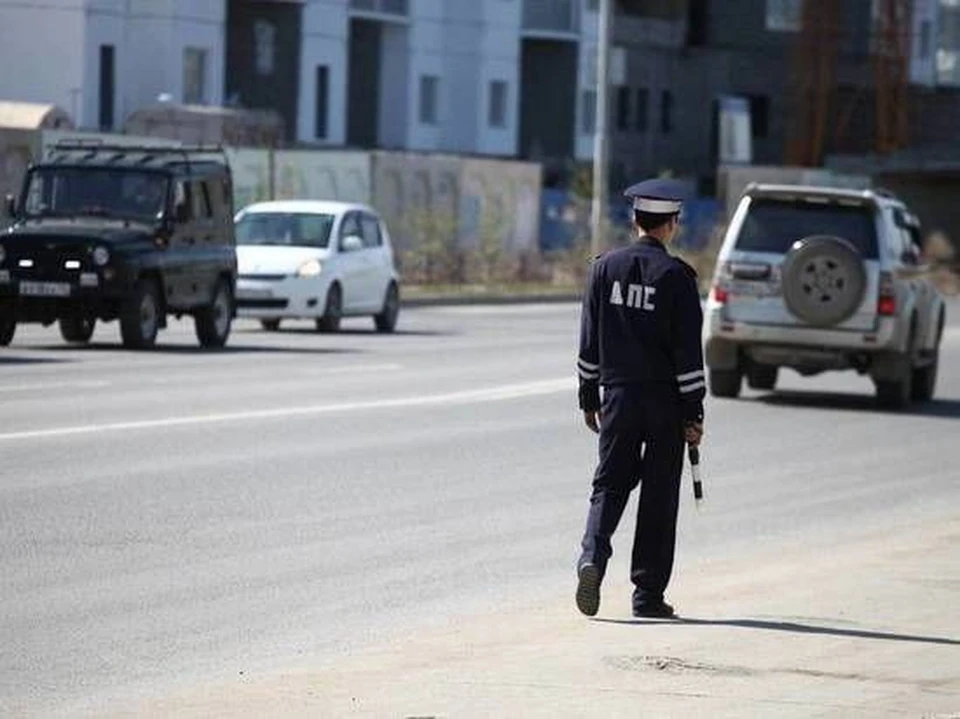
0, 380, 111, 393
0, 378, 573, 442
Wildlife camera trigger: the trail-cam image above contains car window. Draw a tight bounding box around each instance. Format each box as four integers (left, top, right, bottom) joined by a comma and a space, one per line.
235, 212, 335, 248
339, 212, 361, 239
736, 199, 879, 259
360, 213, 382, 248
191, 181, 212, 219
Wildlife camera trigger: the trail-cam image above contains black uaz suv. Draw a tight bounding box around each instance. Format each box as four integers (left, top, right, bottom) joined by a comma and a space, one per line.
0, 142, 237, 349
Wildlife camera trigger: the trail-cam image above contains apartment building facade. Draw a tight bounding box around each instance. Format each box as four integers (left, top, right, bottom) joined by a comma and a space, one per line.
0, 0, 957, 180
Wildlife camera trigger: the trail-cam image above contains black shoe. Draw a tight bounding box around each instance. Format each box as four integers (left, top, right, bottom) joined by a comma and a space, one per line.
632, 600, 675, 618
576, 564, 601, 617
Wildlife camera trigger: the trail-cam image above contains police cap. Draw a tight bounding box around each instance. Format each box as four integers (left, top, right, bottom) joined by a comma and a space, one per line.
623, 178, 687, 215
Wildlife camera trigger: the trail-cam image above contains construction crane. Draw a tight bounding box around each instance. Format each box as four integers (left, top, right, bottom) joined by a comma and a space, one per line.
787, 0, 911, 166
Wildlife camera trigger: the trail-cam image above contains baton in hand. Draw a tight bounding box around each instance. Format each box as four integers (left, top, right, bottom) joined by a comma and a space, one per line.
688, 445, 704, 507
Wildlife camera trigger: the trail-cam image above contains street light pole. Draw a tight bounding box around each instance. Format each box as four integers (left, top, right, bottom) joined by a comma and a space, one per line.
590, 0, 612, 258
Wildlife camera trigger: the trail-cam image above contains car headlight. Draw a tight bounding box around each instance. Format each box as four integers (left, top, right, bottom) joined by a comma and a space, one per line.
297, 259, 322, 278
92, 246, 110, 267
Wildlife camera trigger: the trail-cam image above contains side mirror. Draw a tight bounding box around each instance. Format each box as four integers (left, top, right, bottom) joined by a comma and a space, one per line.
4, 193, 16, 219
341, 235, 364, 253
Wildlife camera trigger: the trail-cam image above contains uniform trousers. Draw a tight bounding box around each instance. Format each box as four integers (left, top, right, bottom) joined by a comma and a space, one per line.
579, 383, 685, 603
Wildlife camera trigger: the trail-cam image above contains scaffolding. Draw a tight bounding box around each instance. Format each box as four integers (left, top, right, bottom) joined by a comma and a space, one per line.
787, 0, 912, 166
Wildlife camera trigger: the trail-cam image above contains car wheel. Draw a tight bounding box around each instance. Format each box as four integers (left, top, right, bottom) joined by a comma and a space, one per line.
261, 319, 281, 332
709, 368, 742, 398
316, 283, 342, 333
781, 235, 867, 327
875, 373, 912, 410
59, 315, 96, 344
120, 278, 162, 350
374, 282, 399, 333
0, 312, 15, 346
195, 278, 233, 349
911, 313, 942, 402
746, 363, 778, 391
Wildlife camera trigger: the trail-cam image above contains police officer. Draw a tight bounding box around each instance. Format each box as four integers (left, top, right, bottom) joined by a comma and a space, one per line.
574, 178, 705, 619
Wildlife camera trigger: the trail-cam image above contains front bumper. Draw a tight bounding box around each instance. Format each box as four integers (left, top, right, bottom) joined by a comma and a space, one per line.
235, 274, 332, 319
0, 270, 132, 323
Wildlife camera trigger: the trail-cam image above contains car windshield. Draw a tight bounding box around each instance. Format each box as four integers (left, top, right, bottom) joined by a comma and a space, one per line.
235, 212, 335, 249
736, 199, 879, 259
23, 167, 170, 223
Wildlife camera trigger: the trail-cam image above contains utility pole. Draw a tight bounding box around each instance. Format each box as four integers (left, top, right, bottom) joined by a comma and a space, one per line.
590, 0, 612, 257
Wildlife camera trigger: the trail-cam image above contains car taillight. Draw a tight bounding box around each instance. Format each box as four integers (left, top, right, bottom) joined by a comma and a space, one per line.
878, 271, 896, 316
713, 285, 729, 304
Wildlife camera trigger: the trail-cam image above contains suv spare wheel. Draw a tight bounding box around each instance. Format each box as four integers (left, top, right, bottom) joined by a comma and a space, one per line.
781, 235, 867, 327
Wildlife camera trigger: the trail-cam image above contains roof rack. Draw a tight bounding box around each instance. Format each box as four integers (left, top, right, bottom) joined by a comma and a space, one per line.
44, 142, 228, 173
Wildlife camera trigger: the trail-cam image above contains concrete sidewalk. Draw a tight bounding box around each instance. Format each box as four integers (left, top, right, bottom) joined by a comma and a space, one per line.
97, 511, 960, 718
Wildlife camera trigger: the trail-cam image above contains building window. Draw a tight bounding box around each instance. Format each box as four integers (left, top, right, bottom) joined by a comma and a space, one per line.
635, 88, 648, 132
419, 74, 438, 125
315, 65, 329, 139
920, 20, 932, 59
488, 80, 508, 128
765, 0, 802, 32
749, 95, 769, 138
98, 44, 115, 130
183, 47, 208, 105
254, 20, 277, 77
616, 86, 631, 131
581, 89, 597, 134
660, 90, 673, 133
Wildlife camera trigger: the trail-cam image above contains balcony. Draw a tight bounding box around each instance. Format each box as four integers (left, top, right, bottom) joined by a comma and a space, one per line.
522, 0, 580, 38
349, 0, 409, 20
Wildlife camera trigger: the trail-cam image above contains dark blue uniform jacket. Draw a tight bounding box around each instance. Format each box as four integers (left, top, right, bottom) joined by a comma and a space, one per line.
577, 237, 706, 422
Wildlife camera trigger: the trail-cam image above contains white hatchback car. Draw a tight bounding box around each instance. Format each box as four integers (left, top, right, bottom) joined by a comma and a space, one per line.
234, 200, 401, 333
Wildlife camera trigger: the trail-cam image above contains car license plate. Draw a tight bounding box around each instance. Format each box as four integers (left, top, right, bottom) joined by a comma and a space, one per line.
19, 281, 72, 298
730, 280, 779, 298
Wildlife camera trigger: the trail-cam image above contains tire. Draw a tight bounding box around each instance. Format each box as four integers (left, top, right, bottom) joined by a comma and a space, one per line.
260, 319, 281, 332
374, 282, 399, 333
316, 283, 342, 333
781, 235, 867, 328
59, 315, 96, 344
911, 352, 938, 403
120, 278, 162, 350
0, 314, 15, 346
709, 368, 742, 398
911, 313, 943, 403
746, 363, 778, 391
195, 278, 233, 349
876, 373, 912, 410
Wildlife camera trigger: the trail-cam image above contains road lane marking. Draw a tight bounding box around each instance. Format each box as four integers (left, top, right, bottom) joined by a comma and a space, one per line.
0, 378, 572, 442
0, 380, 111, 393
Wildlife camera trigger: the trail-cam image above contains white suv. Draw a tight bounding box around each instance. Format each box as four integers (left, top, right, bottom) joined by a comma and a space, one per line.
704, 184, 946, 409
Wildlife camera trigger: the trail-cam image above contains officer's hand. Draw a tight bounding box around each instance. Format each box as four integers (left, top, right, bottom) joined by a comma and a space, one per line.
583, 410, 602, 434
684, 421, 704, 447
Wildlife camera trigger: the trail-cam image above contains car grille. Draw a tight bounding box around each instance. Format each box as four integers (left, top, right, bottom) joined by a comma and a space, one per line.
239, 273, 287, 282
236, 298, 289, 309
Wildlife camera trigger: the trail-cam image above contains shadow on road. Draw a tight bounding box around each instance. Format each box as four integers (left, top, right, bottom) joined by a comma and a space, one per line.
753, 391, 960, 418
236, 327, 456, 338
593, 616, 960, 646
19, 343, 363, 356
0, 355, 72, 365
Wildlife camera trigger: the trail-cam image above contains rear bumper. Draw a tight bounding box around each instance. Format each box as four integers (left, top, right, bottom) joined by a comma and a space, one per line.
704, 302, 905, 372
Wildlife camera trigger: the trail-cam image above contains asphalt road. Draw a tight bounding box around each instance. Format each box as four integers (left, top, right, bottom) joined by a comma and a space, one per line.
1, 303, 959, 717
